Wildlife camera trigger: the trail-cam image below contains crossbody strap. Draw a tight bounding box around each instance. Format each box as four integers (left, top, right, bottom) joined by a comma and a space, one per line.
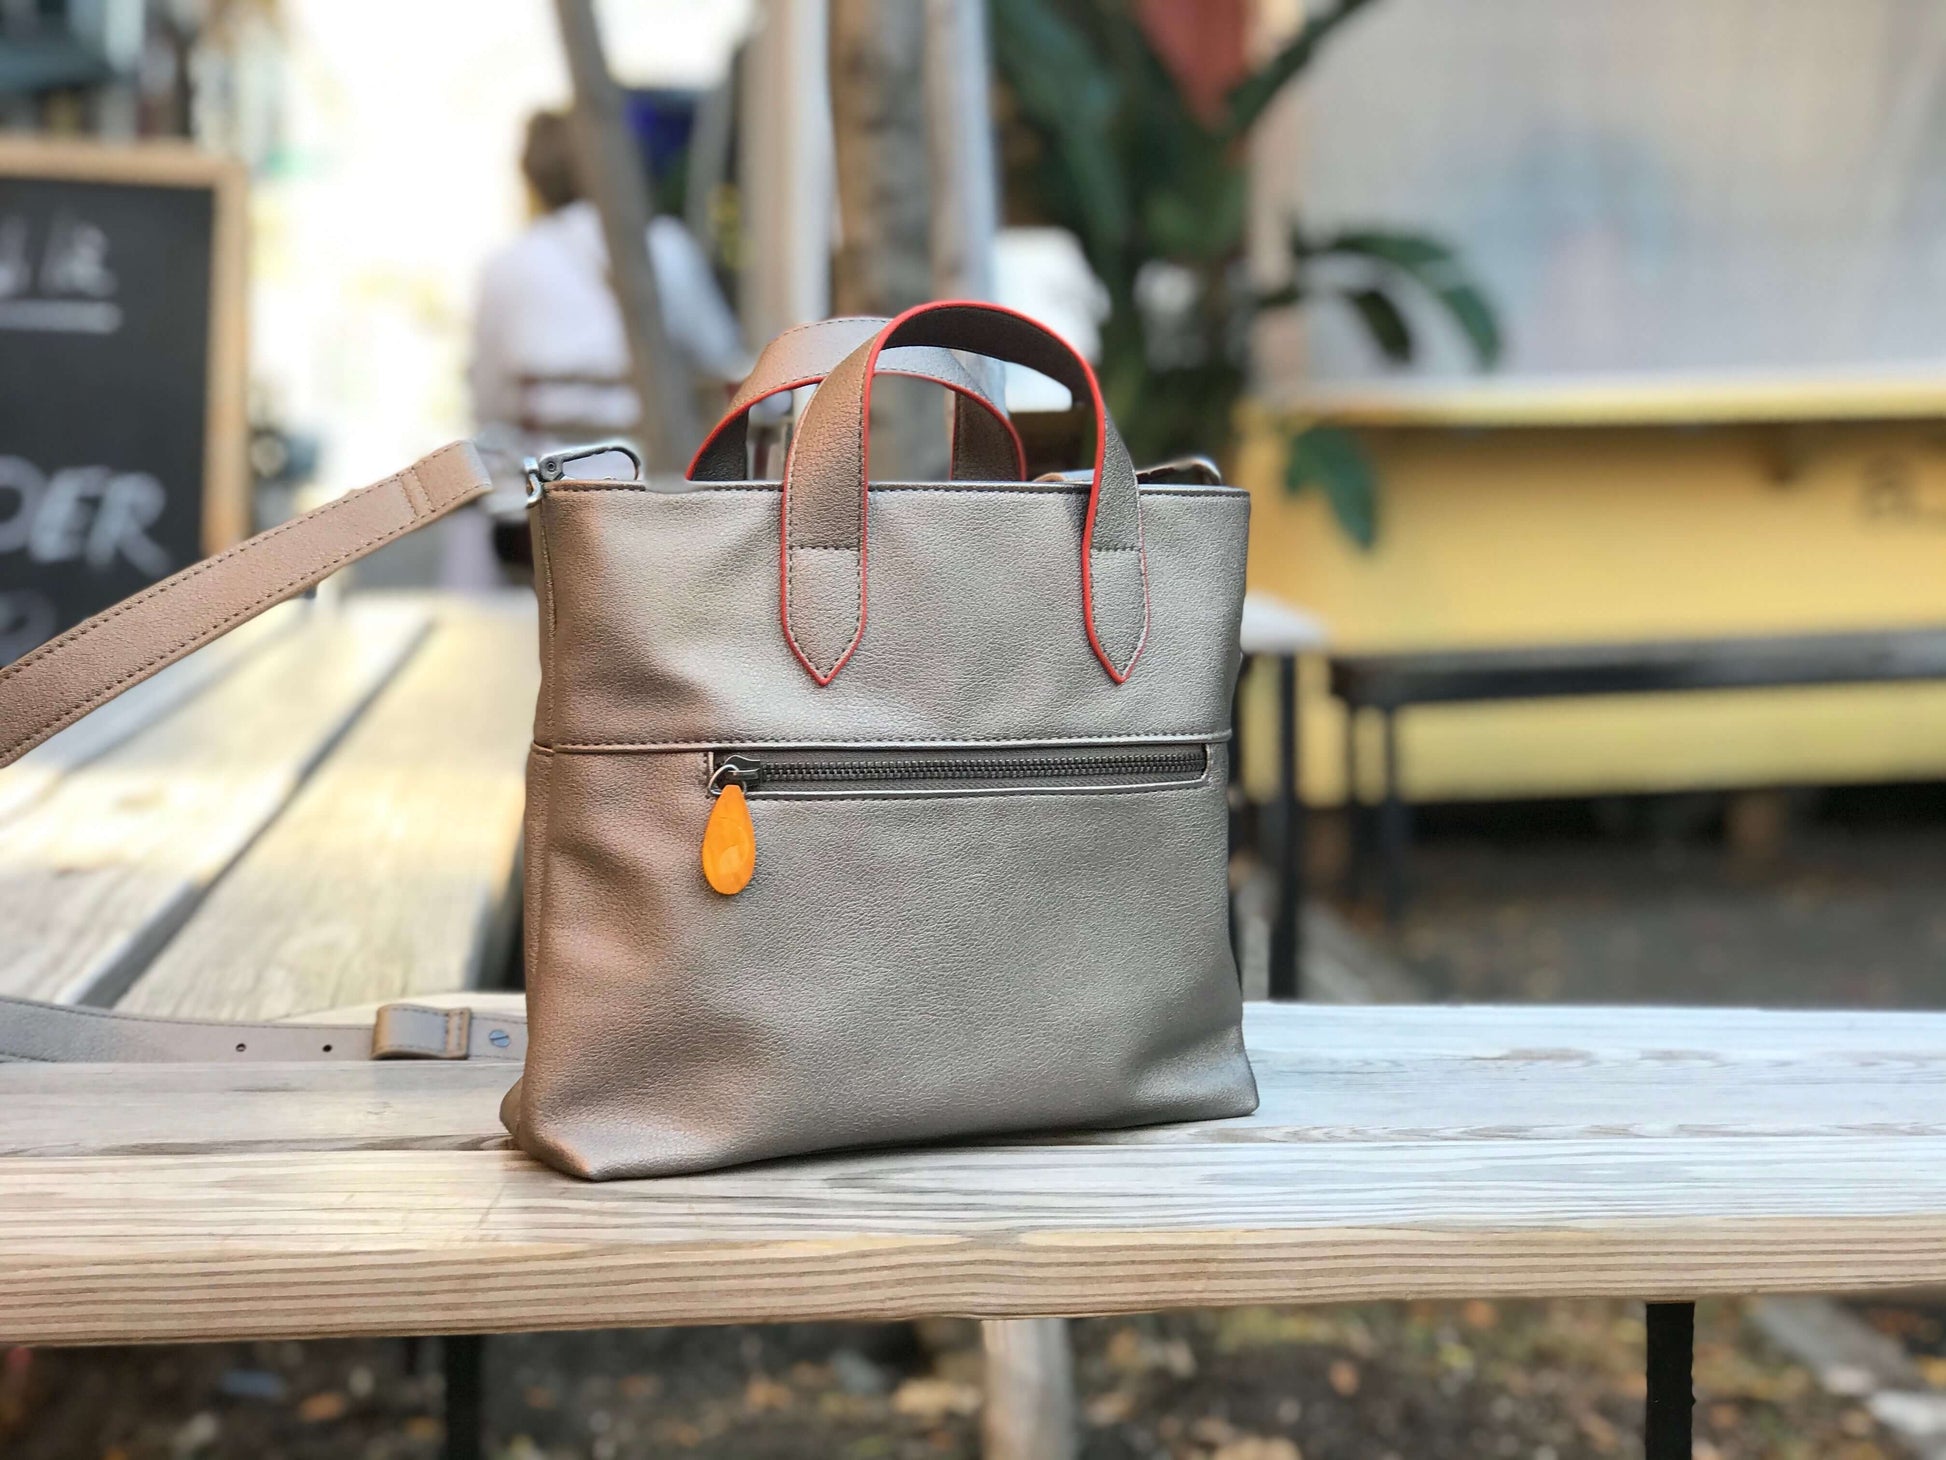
0, 442, 508, 1066
0, 440, 492, 770
0, 994, 526, 1063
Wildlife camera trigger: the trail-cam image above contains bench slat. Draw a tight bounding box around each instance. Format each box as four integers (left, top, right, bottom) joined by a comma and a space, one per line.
3, 1004, 1944, 1342
0, 602, 298, 826
0, 601, 428, 1007
0, 1137, 1942, 1344
6, 1004, 1946, 1158
118, 598, 537, 1020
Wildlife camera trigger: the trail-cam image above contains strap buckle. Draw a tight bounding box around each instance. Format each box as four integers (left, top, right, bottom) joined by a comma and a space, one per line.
522, 442, 644, 505
370, 1003, 473, 1060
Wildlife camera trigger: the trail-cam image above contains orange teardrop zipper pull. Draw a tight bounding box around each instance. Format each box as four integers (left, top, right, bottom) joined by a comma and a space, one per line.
702, 781, 756, 894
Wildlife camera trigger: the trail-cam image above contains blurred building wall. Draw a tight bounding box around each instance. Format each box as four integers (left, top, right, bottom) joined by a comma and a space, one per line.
1238, 0, 1946, 803
1255, 0, 1946, 385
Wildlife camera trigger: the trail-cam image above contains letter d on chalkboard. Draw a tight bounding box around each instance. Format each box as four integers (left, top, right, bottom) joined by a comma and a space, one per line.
0, 139, 246, 665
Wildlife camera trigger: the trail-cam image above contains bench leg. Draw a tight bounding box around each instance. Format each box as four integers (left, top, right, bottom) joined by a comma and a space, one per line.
981, 1318, 1076, 1460
1268, 652, 1304, 1001
1378, 707, 1409, 928
1342, 705, 1364, 903
1644, 1302, 1694, 1460
443, 1333, 485, 1460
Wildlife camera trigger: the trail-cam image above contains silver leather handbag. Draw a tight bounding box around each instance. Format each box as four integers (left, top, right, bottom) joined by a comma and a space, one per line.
0, 302, 1258, 1180
500, 302, 1257, 1177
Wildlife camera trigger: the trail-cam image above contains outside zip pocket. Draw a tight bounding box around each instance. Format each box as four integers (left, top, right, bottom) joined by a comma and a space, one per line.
698, 742, 1211, 895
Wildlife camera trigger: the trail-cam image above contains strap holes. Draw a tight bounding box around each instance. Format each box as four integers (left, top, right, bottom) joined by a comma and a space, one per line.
321, 1043, 333, 1053
234, 1042, 246, 1053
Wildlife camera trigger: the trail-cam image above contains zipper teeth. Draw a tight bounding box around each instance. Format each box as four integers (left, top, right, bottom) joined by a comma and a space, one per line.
756, 749, 1203, 785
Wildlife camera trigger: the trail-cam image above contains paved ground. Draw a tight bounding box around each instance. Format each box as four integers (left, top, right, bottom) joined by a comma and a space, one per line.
1383, 785, 1946, 1009
0, 1299, 1911, 1459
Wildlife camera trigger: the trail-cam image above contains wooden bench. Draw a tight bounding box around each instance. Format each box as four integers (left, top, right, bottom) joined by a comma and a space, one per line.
6, 1000, 1946, 1458
0, 591, 535, 1016
1328, 626, 1946, 923
5, 592, 1945, 1460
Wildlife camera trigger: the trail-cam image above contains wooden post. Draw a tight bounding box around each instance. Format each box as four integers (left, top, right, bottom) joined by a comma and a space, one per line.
739, 0, 834, 344
923, 0, 998, 303
829, 0, 947, 480
550, 0, 699, 472
981, 1318, 1077, 1460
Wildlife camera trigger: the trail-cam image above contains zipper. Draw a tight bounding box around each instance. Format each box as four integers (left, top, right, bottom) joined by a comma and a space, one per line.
697, 743, 1210, 897
707, 744, 1207, 798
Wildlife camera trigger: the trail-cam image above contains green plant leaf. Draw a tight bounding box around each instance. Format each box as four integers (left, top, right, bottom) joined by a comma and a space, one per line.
1427, 280, 1501, 368
1143, 167, 1247, 260
1222, 0, 1384, 141
1343, 287, 1413, 363
1311, 228, 1504, 367
988, 0, 1130, 267
1285, 425, 1378, 548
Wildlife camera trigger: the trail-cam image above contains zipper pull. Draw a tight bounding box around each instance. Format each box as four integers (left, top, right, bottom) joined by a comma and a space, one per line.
702, 757, 760, 895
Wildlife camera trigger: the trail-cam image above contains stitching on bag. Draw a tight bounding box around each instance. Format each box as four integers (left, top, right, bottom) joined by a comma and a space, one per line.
541, 481, 1247, 502
527, 743, 555, 993
0, 464, 465, 760
531, 499, 560, 736
785, 549, 861, 678
549, 730, 1231, 750
771, 315, 883, 341
744, 778, 1212, 806
400, 466, 428, 517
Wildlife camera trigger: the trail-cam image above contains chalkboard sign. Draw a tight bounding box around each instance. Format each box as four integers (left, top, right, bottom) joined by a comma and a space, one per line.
0, 141, 246, 664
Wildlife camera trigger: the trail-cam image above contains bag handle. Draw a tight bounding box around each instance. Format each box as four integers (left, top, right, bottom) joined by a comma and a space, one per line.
687, 315, 1026, 483
780, 300, 1149, 687
0, 440, 492, 770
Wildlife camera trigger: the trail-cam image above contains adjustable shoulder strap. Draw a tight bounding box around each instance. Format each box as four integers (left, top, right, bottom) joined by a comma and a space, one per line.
0, 993, 526, 1063
0, 440, 516, 1065
0, 441, 492, 770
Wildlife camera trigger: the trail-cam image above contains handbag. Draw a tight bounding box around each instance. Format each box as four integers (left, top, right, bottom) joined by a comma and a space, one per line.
0, 301, 1258, 1179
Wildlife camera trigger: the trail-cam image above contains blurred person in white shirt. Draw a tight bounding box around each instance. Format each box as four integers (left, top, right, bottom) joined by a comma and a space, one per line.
469, 111, 747, 489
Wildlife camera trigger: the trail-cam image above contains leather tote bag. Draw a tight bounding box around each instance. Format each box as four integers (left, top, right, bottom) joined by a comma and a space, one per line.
0, 301, 1259, 1180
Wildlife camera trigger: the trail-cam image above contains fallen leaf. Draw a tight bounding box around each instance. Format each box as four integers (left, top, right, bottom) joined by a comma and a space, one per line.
296, 1391, 347, 1423
1083, 1390, 1135, 1427
889, 1378, 980, 1419
1211, 1438, 1302, 1460
744, 1375, 793, 1412
1327, 1360, 1360, 1397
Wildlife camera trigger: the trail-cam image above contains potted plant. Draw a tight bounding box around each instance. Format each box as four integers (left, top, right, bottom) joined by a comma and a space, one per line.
990, 0, 1499, 544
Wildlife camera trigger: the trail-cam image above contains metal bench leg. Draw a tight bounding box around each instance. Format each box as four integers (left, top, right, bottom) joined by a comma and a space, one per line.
1644, 1302, 1694, 1460
1342, 706, 1364, 904
443, 1333, 484, 1460
1268, 652, 1303, 1001
1378, 707, 1409, 928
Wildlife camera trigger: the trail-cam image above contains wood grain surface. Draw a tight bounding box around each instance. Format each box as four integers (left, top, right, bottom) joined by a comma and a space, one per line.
120, 598, 537, 1020
4, 1004, 1945, 1345
0, 601, 427, 1008
0, 602, 296, 826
